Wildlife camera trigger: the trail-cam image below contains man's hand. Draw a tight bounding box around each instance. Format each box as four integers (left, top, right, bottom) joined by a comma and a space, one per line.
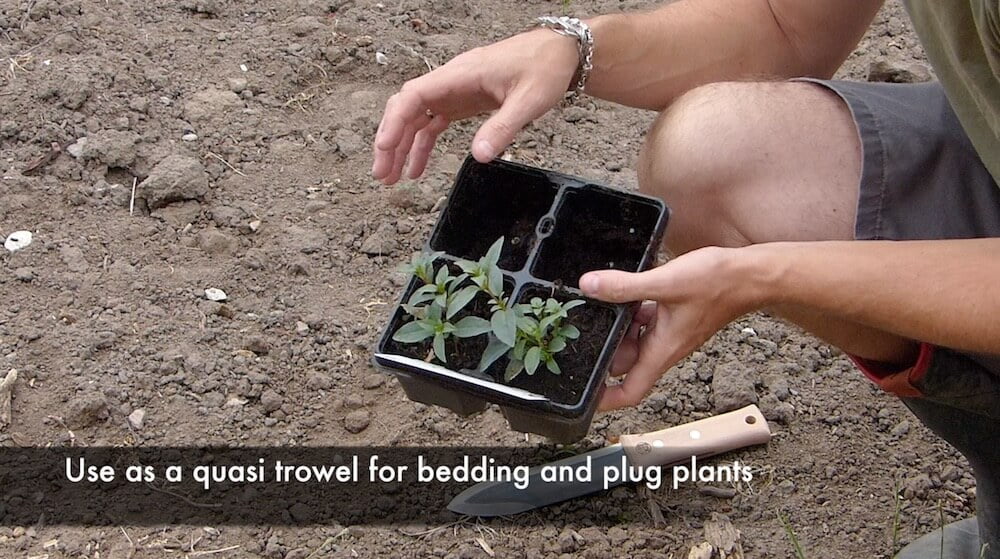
579, 247, 764, 411
371, 29, 578, 185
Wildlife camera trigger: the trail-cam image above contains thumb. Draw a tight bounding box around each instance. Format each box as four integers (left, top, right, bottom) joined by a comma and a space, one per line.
579, 269, 664, 303
471, 88, 545, 162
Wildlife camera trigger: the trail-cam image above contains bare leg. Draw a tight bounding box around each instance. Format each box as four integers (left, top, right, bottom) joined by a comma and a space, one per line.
638, 81, 918, 365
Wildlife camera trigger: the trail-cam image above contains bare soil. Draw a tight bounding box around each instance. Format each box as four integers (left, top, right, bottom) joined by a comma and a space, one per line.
0, 0, 970, 557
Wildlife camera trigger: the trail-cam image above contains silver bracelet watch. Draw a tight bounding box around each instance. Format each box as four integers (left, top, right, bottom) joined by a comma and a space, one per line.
535, 16, 594, 103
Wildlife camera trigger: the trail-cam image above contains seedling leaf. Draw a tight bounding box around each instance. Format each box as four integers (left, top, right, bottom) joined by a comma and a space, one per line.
492, 308, 517, 347
484, 237, 504, 268
549, 337, 567, 353
559, 325, 581, 339
504, 358, 524, 382
447, 285, 479, 318
545, 357, 561, 375
453, 316, 491, 338
479, 335, 510, 371
525, 346, 541, 374
433, 333, 447, 363
487, 264, 504, 297
393, 321, 435, 343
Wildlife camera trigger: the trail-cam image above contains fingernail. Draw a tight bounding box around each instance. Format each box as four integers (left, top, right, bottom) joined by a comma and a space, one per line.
580, 274, 599, 295
474, 140, 495, 161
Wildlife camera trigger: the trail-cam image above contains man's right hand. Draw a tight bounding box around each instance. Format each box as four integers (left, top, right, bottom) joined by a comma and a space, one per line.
371, 29, 580, 185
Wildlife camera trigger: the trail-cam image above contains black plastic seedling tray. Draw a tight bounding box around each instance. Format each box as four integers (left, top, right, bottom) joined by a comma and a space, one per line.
373, 156, 669, 442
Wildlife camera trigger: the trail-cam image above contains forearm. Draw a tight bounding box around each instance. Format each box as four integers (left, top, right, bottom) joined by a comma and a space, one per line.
746, 239, 1000, 355
583, 0, 882, 110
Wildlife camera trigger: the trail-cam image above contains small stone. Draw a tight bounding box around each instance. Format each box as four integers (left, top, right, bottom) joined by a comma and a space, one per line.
770, 378, 791, 401
306, 372, 333, 390
260, 389, 283, 413
180, 0, 221, 15
80, 130, 140, 168
940, 464, 961, 482
66, 392, 109, 428
0, 120, 20, 138
777, 479, 796, 495
129, 97, 149, 113
66, 138, 87, 158
688, 542, 713, 559
698, 486, 737, 499
362, 374, 385, 390
344, 409, 371, 433
711, 359, 758, 413
244, 336, 271, 355
127, 408, 146, 430
607, 527, 628, 547
295, 321, 310, 335
360, 221, 399, 255
387, 184, 435, 212
891, 420, 911, 438
197, 228, 239, 256
182, 133, 199, 142
183, 88, 242, 122
13, 267, 35, 282
562, 107, 588, 123
284, 225, 328, 254
903, 473, 934, 499
344, 394, 366, 409
761, 395, 795, 425
335, 129, 364, 157
138, 154, 209, 209
868, 60, 932, 84
60, 245, 90, 273
558, 529, 578, 553
151, 200, 202, 226
227, 77, 248, 93
226, 396, 247, 408
4, 231, 33, 252
204, 288, 228, 302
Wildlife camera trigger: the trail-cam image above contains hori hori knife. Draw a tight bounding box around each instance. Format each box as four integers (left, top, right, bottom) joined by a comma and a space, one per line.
448, 405, 772, 516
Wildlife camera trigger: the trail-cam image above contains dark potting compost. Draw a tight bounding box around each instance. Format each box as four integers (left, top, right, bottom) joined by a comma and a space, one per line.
373, 156, 669, 442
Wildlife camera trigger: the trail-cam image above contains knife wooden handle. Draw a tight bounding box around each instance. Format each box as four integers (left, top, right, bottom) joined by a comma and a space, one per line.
620, 405, 771, 468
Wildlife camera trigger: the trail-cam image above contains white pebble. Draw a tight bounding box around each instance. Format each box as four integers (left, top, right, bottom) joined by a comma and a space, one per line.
127, 408, 146, 430
4, 231, 33, 252
375, 52, 388, 65
181, 133, 198, 142
204, 288, 228, 302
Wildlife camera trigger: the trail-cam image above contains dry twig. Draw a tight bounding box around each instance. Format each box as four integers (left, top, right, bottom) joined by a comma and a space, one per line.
0, 369, 17, 430
205, 152, 246, 177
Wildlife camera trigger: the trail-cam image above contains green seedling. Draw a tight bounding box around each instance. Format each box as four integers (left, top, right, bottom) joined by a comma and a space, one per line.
485, 296, 583, 381
408, 264, 479, 319
392, 301, 491, 363
395, 237, 585, 380
400, 250, 444, 285
457, 237, 518, 346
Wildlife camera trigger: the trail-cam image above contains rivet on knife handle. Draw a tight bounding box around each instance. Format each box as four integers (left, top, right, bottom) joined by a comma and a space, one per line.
619, 405, 771, 468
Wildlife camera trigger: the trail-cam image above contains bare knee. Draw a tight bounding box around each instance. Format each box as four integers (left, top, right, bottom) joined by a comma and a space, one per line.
638, 81, 860, 255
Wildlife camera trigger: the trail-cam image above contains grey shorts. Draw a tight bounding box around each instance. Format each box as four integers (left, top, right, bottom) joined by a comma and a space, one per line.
802, 79, 1000, 417
806, 80, 1000, 555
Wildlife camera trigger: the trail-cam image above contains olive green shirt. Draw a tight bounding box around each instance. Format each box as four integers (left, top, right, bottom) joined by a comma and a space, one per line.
904, 1, 1000, 183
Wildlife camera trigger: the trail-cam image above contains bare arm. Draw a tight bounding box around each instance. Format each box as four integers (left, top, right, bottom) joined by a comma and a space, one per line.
585, 0, 884, 109
579, 239, 1000, 409
372, 0, 884, 183
751, 239, 1000, 354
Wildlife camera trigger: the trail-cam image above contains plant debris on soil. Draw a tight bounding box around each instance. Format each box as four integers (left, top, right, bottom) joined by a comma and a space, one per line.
0, 0, 970, 557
